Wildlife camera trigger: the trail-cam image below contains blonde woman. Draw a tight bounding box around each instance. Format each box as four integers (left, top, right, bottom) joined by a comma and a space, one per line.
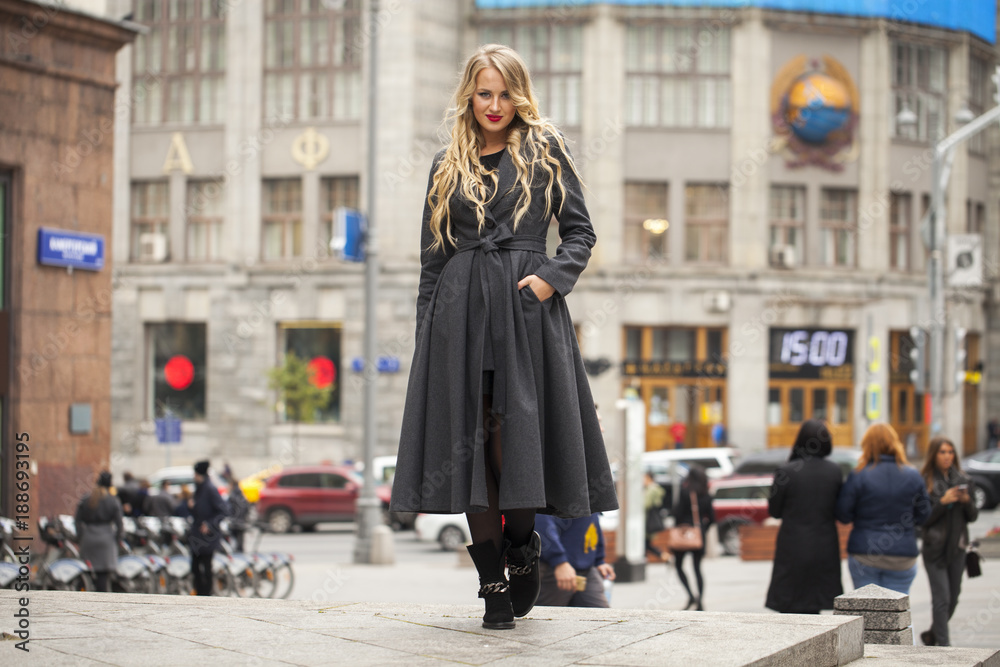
835, 423, 930, 594
390, 44, 617, 629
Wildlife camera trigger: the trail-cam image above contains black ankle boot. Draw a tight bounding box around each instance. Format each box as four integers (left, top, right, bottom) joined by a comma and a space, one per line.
504, 530, 541, 618
466, 541, 515, 630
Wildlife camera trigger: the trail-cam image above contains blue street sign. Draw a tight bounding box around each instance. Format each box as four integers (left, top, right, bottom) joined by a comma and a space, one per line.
331, 207, 366, 262
351, 356, 400, 373
155, 416, 182, 444
38, 228, 105, 271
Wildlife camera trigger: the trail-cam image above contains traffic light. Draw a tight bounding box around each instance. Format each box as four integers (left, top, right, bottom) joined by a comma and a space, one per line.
909, 326, 927, 394
955, 326, 968, 387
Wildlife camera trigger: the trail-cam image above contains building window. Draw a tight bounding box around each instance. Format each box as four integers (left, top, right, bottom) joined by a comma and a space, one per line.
625, 24, 731, 128
684, 184, 728, 263
279, 323, 342, 422
769, 185, 805, 267
186, 181, 224, 262
968, 56, 989, 154
320, 176, 360, 257
133, 0, 226, 125
150, 322, 206, 420
892, 41, 947, 142
820, 188, 857, 267
262, 179, 303, 261
131, 181, 170, 262
624, 182, 669, 263
890, 192, 911, 271
478, 24, 583, 127
264, 0, 362, 121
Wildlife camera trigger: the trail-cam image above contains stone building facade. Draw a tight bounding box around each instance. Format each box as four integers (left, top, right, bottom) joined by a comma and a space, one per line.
106, 1, 1000, 481
0, 0, 135, 517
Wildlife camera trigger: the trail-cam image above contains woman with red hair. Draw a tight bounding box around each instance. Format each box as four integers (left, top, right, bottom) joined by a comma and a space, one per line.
835, 423, 931, 594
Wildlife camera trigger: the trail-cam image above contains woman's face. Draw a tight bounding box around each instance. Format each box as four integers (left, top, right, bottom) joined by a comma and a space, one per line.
472, 66, 515, 144
935, 443, 955, 471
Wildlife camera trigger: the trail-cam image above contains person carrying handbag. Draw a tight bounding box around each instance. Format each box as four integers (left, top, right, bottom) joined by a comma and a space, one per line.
669, 465, 714, 610
919, 436, 978, 646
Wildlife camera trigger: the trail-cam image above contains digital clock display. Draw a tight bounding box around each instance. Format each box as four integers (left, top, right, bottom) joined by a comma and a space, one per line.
769, 328, 855, 380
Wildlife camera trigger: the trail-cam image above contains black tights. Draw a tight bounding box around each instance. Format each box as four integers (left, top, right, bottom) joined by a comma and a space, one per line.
674, 550, 704, 602
466, 393, 536, 552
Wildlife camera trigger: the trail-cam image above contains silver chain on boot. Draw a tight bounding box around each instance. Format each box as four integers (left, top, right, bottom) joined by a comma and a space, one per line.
478, 581, 509, 597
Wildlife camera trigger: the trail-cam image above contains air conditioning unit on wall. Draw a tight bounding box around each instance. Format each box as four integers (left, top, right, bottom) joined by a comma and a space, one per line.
769, 244, 796, 269
138, 233, 168, 262
704, 290, 731, 313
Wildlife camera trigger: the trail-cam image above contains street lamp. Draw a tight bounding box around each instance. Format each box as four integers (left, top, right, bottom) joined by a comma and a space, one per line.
924, 102, 1000, 435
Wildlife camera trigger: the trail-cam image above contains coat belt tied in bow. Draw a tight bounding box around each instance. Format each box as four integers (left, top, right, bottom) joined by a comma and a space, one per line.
456, 225, 547, 420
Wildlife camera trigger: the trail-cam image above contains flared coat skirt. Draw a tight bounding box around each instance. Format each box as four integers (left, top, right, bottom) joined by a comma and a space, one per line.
390, 240, 618, 518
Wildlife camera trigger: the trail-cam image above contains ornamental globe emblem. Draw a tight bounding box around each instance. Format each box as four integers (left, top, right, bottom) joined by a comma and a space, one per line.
771, 55, 859, 171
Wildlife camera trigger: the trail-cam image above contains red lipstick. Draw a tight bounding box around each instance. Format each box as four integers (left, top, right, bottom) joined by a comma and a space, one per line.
486, 114, 503, 122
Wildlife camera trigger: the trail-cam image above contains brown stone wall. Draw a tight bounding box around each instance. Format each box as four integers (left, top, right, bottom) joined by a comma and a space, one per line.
0, 0, 134, 520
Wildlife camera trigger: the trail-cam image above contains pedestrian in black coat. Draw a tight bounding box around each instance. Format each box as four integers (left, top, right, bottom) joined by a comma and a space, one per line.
670, 466, 714, 611
389, 44, 617, 631
765, 419, 844, 614
189, 460, 227, 596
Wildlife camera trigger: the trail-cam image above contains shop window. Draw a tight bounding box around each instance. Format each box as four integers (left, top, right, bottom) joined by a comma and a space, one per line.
649, 387, 669, 426
812, 388, 828, 421
768, 388, 781, 425
280, 324, 342, 422
625, 327, 642, 361
834, 388, 849, 424
150, 322, 206, 420
667, 329, 695, 362
707, 330, 723, 361
789, 388, 804, 423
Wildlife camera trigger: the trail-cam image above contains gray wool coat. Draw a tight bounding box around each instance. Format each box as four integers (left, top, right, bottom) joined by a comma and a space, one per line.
390, 134, 619, 519
75, 493, 124, 573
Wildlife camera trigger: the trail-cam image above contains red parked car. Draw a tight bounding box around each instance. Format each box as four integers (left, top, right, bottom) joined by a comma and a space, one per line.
709, 475, 774, 556
256, 465, 391, 533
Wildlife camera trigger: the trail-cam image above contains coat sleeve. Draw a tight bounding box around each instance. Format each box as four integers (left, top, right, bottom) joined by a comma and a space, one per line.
531, 137, 595, 299
416, 152, 454, 339
537, 515, 569, 567
911, 473, 931, 527
768, 468, 789, 519
835, 472, 858, 524
75, 500, 87, 542
964, 478, 980, 523
594, 518, 606, 566
113, 497, 124, 542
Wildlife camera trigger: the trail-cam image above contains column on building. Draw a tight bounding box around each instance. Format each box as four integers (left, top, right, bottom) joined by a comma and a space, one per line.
726, 8, 770, 446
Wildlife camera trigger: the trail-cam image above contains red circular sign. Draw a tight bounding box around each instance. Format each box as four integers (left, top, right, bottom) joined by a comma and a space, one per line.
308, 356, 336, 389
164, 355, 195, 390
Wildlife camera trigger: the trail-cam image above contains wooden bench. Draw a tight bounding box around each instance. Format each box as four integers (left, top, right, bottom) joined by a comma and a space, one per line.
739, 523, 852, 561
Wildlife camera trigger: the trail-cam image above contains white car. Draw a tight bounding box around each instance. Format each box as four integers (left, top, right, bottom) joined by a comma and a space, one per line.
147, 466, 229, 499
415, 510, 620, 551
414, 513, 471, 551
641, 447, 739, 481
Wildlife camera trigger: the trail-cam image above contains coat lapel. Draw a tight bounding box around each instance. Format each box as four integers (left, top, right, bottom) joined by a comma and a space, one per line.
489, 149, 519, 215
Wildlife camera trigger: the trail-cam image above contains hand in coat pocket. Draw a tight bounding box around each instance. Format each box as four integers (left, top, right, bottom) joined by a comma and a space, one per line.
517, 274, 554, 302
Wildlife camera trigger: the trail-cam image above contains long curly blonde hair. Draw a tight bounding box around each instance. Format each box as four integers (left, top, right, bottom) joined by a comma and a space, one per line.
426, 44, 581, 251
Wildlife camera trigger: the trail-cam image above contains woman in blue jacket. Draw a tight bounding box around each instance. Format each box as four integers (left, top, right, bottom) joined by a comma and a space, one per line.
835, 423, 930, 594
